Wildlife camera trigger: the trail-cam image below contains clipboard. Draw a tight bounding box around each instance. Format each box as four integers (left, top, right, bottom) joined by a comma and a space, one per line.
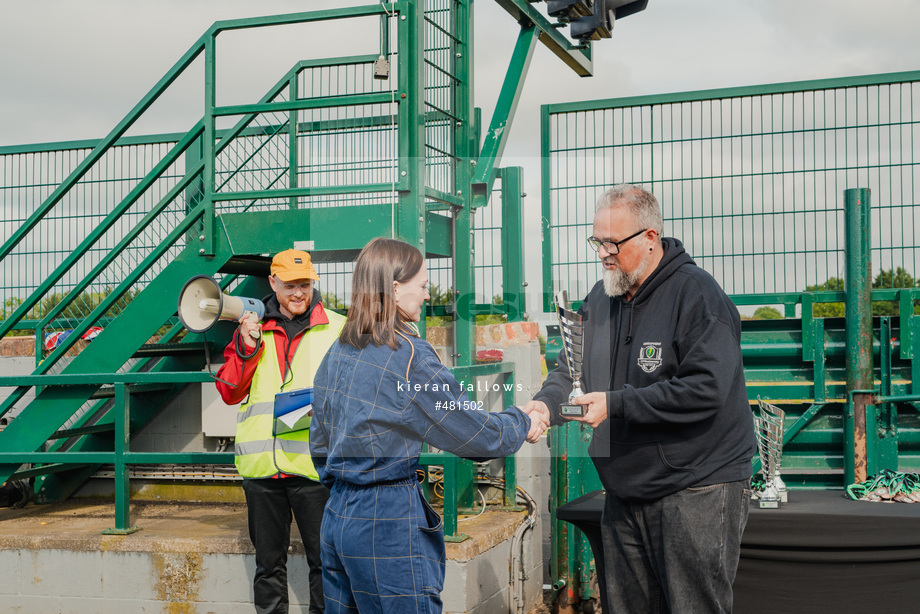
274, 388, 313, 435
274, 387, 313, 418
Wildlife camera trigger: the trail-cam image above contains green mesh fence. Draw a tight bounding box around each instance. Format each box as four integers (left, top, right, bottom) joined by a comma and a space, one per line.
542, 70, 920, 309
0, 2, 507, 346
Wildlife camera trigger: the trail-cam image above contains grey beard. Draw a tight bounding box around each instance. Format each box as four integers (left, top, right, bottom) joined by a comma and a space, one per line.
602, 255, 651, 298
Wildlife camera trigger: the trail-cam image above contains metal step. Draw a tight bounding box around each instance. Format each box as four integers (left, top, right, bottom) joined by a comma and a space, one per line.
132, 342, 213, 358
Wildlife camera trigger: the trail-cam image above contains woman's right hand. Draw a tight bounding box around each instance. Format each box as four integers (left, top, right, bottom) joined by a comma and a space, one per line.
521, 401, 550, 443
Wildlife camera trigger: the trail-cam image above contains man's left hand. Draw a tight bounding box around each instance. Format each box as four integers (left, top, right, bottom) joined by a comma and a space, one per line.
570, 392, 608, 428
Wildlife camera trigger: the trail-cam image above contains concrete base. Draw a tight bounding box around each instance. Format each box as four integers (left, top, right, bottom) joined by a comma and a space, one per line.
0, 499, 542, 614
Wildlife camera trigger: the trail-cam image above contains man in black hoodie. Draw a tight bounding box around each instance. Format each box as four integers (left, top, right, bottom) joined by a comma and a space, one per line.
526, 185, 756, 613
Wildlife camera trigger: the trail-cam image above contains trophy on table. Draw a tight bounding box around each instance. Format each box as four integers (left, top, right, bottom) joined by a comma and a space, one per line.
554, 290, 587, 418
755, 397, 787, 508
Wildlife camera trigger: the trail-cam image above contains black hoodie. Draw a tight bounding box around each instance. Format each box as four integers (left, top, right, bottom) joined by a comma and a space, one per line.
536, 238, 756, 501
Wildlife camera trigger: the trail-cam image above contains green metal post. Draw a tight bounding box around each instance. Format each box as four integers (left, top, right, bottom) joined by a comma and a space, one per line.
913, 315, 920, 414
202, 34, 217, 257
801, 293, 815, 362
540, 105, 555, 313
34, 327, 43, 369
396, 0, 424, 246
813, 318, 826, 404
503, 370, 519, 508
451, 0, 477, 510
844, 188, 873, 485
453, 0, 476, 368
900, 290, 915, 359
500, 167, 526, 322
104, 383, 140, 535
442, 455, 469, 542
184, 133, 205, 233
878, 317, 898, 470
289, 72, 299, 210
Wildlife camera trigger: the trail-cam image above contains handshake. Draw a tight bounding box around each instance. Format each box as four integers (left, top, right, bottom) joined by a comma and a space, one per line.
518, 392, 611, 443
520, 401, 551, 443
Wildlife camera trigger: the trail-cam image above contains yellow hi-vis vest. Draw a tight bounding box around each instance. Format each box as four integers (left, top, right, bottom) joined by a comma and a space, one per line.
234, 311, 345, 479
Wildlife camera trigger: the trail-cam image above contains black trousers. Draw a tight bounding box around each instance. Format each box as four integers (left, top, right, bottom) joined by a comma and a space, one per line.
243, 476, 329, 614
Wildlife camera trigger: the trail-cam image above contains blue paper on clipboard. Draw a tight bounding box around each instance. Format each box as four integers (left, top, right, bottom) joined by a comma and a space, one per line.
274, 387, 313, 418
274, 388, 314, 435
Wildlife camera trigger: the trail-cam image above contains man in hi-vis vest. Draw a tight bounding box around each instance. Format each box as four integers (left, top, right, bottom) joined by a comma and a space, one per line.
217, 249, 346, 614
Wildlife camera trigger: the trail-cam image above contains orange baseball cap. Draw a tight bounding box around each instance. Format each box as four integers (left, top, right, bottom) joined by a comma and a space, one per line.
271, 249, 319, 282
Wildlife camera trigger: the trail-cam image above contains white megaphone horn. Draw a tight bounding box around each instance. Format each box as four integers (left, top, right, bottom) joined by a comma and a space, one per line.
178, 275, 265, 334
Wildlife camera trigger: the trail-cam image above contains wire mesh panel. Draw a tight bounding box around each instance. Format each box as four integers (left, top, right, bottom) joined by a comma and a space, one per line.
0, 138, 188, 352
0, 141, 182, 297
424, 0, 461, 196
543, 72, 920, 304
474, 178, 505, 305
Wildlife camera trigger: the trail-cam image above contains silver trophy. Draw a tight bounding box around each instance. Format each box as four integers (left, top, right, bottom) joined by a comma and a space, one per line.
755, 397, 786, 508
554, 290, 587, 418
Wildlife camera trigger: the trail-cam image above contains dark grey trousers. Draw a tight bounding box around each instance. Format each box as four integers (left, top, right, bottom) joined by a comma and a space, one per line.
600, 479, 752, 613
244, 476, 330, 614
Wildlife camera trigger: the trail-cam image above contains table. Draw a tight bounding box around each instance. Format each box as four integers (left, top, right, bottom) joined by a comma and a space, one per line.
556, 489, 920, 613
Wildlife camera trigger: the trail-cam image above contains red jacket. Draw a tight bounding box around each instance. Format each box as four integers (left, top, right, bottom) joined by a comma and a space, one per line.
215, 302, 332, 405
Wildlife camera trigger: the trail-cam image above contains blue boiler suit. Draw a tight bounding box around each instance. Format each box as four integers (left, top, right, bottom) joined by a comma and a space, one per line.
310, 332, 529, 613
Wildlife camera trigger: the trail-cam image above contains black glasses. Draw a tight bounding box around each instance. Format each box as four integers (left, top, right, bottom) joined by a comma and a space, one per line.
587, 228, 648, 255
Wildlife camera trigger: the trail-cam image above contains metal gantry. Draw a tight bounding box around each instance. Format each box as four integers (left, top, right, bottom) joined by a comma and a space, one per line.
0, 1, 601, 541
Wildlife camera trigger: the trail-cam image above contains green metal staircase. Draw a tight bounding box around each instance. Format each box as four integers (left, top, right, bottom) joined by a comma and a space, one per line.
0, 1, 591, 531
0, 6, 418, 500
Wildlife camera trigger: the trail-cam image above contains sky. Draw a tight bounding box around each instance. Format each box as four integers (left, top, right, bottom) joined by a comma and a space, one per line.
2, 0, 920, 317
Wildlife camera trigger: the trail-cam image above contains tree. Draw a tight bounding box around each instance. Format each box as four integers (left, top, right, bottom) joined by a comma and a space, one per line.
872, 267, 917, 316
751, 306, 783, 320
321, 292, 347, 313
806, 269, 920, 317
806, 277, 845, 317
424, 286, 507, 327
425, 284, 454, 327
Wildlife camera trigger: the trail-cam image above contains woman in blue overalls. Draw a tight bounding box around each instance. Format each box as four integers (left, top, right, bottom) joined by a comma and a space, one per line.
310, 237, 538, 613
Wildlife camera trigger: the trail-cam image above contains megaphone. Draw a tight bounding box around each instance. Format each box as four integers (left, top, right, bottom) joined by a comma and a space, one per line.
178, 275, 265, 334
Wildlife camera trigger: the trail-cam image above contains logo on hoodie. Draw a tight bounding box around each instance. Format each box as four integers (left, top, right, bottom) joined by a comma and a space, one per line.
637, 342, 663, 373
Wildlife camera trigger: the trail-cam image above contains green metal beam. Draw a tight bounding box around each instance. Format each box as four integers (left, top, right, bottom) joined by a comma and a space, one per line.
211, 183, 403, 201
0, 453, 236, 464
424, 187, 464, 208
0, 372, 212, 387
491, 0, 593, 77
217, 206, 450, 257
207, 3, 396, 35
472, 24, 539, 197
545, 69, 920, 114
214, 92, 396, 117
